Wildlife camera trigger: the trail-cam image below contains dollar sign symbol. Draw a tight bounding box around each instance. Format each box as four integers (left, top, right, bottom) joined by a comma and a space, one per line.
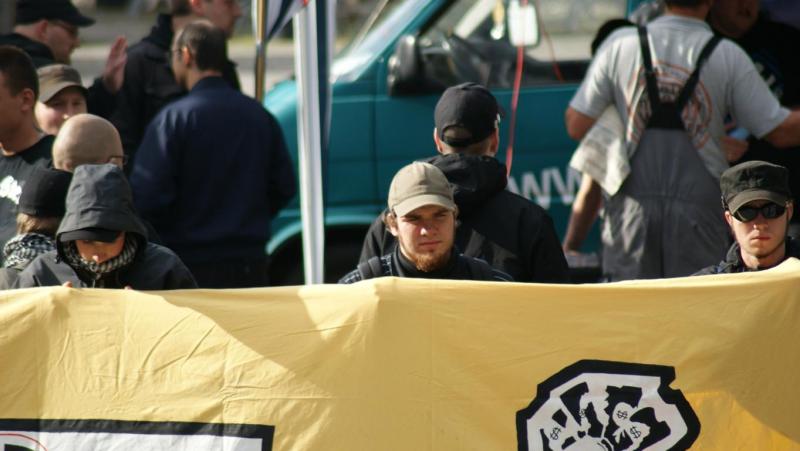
616, 410, 628, 420
630, 426, 642, 439
550, 427, 561, 440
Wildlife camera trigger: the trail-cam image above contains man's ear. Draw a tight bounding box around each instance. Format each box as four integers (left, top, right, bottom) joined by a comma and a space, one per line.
18, 88, 36, 113
432, 128, 444, 155
787, 202, 794, 221
385, 213, 399, 237
180, 46, 193, 67
486, 128, 499, 157
724, 210, 734, 227
34, 20, 49, 40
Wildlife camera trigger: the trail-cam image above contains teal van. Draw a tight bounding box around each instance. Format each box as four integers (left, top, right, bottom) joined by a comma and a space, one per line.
265, 0, 648, 284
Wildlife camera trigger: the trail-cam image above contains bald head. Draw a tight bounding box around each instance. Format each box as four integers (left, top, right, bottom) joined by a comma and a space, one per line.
53, 114, 124, 172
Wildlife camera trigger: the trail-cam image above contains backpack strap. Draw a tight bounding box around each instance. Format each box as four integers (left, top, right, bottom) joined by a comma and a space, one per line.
464, 256, 495, 281
674, 34, 722, 111
637, 26, 662, 112
357, 256, 387, 280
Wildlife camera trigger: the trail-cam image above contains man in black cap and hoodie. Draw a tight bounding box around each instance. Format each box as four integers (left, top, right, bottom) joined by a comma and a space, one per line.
0, 166, 71, 289
695, 160, 799, 275
15, 164, 196, 289
0, 0, 127, 118
359, 82, 568, 283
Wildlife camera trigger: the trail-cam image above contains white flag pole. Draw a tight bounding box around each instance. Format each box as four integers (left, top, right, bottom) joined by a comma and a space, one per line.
293, 0, 325, 285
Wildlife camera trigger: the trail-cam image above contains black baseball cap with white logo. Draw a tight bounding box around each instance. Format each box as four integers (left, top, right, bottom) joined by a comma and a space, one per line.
720, 160, 791, 215
434, 82, 500, 148
16, 0, 95, 27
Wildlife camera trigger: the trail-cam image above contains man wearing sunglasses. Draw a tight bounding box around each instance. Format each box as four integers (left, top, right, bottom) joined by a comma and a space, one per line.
0, 0, 127, 118
696, 161, 799, 275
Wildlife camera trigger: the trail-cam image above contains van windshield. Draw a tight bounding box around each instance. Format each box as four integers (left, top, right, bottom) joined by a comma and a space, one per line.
333, 0, 429, 79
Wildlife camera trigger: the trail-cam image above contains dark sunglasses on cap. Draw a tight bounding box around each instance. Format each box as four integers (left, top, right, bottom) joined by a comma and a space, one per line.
733, 202, 786, 222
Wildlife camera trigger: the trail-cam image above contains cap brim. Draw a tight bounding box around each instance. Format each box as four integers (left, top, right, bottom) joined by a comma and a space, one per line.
59, 228, 119, 243
40, 81, 86, 103
728, 190, 789, 214
393, 194, 456, 217
64, 11, 95, 27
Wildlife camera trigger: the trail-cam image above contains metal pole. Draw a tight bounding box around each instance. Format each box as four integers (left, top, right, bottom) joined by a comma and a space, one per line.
293, 0, 325, 285
0, 2, 16, 34
254, 0, 267, 101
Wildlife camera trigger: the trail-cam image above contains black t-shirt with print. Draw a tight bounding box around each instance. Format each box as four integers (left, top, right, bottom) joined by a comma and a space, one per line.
0, 135, 54, 263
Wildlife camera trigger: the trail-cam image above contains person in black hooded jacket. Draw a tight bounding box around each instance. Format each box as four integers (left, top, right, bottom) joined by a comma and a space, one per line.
695, 161, 800, 275
359, 83, 568, 283
14, 164, 196, 289
110, 2, 241, 164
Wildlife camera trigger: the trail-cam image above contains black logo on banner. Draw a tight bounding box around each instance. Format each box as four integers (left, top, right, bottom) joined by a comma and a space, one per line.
0, 433, 47, 451
516, 360, 699, 450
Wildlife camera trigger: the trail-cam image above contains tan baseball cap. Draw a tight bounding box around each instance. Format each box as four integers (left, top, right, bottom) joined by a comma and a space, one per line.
37, 64, 87, 103
388, 162, 456, 217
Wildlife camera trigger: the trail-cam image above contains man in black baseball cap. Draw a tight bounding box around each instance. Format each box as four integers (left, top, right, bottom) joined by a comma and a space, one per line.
696, 161, 799, 274
359, 82, 568, 283
433, 82, 501, 155
0, 0, 127, 119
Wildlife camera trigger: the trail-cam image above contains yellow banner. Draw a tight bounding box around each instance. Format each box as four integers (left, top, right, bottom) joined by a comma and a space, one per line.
1, 260, 800, 450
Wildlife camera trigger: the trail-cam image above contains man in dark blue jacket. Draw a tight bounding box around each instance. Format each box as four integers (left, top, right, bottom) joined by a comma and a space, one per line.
129, 21, 296, 288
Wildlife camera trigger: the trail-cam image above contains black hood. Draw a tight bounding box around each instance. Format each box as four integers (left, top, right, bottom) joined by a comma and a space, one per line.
0, 33, 55, 67
143, 14, 174, 50
423, 154, 507, 217
56, 164, 148, 257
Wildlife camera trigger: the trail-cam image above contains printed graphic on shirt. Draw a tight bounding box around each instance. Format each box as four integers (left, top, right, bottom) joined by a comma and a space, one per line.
517, 360, 700, 451
627, 63, 713, 151
0, 419, 274, 451
0, 175, 22, 205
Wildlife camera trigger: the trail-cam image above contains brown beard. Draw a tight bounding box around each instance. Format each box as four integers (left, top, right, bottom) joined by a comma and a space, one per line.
410, 248, 451, 272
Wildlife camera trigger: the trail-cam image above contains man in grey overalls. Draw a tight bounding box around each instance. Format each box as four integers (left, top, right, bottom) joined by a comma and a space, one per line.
564, 0, 800, 281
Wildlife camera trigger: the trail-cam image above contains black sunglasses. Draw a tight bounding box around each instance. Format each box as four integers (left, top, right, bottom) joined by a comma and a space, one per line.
733, 202, 786, 222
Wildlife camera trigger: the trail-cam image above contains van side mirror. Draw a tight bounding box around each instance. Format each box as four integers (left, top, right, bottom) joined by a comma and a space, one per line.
387, 34, 425, 96
507, 0, 540, 47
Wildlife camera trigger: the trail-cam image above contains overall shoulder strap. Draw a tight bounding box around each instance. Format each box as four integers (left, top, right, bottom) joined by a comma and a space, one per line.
674, 35, 722, 112
637, 26, 662, 111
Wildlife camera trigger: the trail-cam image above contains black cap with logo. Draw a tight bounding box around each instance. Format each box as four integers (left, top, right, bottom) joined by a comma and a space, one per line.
434, 82, 500, 148
16, 0, 95, 27
720, 160, 791, 215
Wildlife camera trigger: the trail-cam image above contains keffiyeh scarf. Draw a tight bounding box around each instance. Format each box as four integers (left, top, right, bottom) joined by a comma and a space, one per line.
63, 235, 139, 277
3, 233, 55, 269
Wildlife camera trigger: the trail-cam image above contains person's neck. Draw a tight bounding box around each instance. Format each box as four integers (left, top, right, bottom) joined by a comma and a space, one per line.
1, 123, 42, 156
12, 25, 42, 44
185, 70, 223, 90
665, 5, 710, 21
741, 240, 787, 270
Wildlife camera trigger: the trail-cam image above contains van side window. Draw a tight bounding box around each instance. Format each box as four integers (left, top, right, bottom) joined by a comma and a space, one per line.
419, 0, 627, 88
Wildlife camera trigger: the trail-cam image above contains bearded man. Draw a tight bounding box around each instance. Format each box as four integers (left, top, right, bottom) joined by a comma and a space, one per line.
339, 162, 511, 283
